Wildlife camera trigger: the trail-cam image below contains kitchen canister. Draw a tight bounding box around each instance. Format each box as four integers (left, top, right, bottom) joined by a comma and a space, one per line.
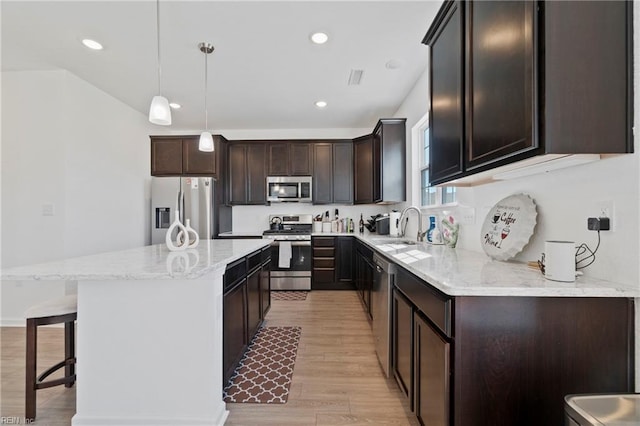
544, 240, 576, 282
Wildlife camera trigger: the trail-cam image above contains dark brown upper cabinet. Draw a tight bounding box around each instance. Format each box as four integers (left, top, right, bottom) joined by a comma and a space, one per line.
333, 142, 354, 205
267, 143, 289, 175
312, 142, 353, 205
424, 1, 464, 184
355, 119, 406, 204
353, 135, 374, 204
423, 0, 633, 186
466, 1, 537, 171
150, 135, 222, 177
542, 1, 632, 154
267, 142, 312, 176
313, 143, 333, 204
375, 119, 406, 204
228, 143, 267, 205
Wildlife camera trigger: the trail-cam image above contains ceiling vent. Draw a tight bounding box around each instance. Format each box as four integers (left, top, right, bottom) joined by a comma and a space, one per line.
348, 69, 364, 86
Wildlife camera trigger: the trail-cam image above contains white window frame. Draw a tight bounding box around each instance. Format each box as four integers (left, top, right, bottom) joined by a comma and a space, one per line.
411, 112, 457, 209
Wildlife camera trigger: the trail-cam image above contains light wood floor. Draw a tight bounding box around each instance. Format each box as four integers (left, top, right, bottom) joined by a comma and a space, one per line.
1, 290, 415, 425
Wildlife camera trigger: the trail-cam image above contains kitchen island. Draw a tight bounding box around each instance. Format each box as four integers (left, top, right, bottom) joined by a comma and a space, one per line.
2, 239, 270, 426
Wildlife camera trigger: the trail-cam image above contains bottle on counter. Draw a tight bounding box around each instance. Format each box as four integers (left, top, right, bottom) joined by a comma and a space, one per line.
359, 214, 365, 234
349, 218, 354, 233
426, 215, 437, 243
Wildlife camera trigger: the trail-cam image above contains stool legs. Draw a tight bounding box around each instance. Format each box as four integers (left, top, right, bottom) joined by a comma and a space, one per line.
25, 318, 37, 421
25, 315, 76, 420
64, 321, 75, 387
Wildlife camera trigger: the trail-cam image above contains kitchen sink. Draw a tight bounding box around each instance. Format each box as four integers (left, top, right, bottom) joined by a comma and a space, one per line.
370, 238, 417, 245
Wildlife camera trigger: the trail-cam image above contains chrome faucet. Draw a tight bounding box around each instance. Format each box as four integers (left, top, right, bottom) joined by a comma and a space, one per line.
399, 206, 426, 242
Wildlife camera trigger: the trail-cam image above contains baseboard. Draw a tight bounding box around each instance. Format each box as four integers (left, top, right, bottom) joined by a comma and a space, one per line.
311, 282, 356, 290
1, 318, 25, 327
1, 318, 64, 327
71, 408, 229, 426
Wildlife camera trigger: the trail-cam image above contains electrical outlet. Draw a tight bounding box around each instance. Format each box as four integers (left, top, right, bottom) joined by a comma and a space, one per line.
595, 200, 614, 219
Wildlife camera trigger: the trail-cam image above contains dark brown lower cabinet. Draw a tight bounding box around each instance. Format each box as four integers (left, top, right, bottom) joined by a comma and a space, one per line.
223, 249, 271, 385
336, 237, 354, 285
246, 267, 261, 341
393, 266, 634, 426
414, 311, 449, 426
222, 278, 247, 385
260, 252, 271, 319
392, 288, 413, 402
354, 241, 374, 318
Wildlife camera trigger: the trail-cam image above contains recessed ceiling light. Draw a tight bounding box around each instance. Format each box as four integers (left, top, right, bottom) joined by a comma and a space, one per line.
81, 39, 103, 50
315, 101, 327, 108
169, 103, 181, 109
310, 32, 329, 45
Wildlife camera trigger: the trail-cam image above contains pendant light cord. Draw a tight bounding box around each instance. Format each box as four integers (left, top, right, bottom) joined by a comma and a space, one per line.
204, 48, 208, 130
156, 0, 162, 95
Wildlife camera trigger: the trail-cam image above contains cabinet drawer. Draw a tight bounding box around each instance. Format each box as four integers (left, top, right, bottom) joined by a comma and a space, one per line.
247, 250, 262, 273
224, 257, 247, 292
313, 258, 335, 268
313, 247, 335, 258
313, 269, 335, 283
313, 237, 335, 247
396, 268, 451, 337
261, 246, 271, 264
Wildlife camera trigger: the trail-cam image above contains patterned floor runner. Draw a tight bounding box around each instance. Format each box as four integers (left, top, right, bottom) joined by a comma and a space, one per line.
223, 326, 301, 403
271, 291, 309, 301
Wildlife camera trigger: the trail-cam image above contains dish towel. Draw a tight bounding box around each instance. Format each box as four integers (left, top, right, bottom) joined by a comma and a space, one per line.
278, 241, 292, 268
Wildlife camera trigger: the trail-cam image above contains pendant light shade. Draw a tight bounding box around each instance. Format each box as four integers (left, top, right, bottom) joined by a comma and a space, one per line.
198, 42, 215, 152
199, 131, 214, 152
149, 95, 171, 125
149, 0, 171, 126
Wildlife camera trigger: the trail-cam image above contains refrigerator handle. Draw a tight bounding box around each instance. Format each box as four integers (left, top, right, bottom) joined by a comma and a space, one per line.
179, 190, 185, 223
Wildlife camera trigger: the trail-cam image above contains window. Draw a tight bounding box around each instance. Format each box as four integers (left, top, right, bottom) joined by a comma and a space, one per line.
420, 127, 437, 206
413, 113, 456, 207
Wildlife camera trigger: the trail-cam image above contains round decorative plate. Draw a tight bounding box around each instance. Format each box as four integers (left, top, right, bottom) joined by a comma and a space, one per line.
480, 193, 537, 261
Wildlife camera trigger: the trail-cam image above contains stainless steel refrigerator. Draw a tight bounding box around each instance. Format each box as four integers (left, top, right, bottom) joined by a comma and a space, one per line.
151, 177, 218, 245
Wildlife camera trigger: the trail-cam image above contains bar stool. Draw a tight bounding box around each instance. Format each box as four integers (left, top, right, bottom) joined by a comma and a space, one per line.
24, 294, 77, 421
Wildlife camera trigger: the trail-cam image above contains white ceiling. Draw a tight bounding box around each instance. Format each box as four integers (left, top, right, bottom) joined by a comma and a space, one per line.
2, 1, 442, 131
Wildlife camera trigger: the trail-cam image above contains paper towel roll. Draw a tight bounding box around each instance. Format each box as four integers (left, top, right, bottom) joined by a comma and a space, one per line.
389, 212, 401, 237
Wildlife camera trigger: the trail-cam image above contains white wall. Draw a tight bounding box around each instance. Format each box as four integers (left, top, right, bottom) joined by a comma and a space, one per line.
1, 70, 152, 325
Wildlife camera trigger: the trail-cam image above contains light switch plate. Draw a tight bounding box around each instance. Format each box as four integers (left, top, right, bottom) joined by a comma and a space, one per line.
42, 203, 55, 216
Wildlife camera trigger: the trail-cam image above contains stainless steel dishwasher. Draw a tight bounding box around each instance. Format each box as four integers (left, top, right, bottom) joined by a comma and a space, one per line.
372, 253, 396, 378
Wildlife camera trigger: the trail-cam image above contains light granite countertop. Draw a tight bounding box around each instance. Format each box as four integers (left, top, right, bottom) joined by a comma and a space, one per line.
1, 239, 270, 281
314, 232, 639, 298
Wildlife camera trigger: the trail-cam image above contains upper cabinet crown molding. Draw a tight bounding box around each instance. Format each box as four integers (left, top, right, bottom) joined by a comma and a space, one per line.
423, 0, 633, 186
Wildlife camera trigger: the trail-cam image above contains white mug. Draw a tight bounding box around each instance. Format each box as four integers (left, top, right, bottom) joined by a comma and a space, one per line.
544, 240, 576, 282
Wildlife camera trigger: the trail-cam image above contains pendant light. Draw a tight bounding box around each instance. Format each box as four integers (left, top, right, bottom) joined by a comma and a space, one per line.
198, 42, 215, 152
149, 0, 171, 125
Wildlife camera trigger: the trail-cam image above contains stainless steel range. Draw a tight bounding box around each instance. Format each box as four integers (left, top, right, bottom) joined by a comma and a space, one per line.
262, 214, 312, 290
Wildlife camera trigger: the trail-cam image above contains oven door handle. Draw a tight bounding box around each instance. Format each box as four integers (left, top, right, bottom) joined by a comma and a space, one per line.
271, 241, 311, 247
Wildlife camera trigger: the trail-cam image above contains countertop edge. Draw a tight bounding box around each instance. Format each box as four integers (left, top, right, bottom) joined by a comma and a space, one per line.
311, 232, 640, 298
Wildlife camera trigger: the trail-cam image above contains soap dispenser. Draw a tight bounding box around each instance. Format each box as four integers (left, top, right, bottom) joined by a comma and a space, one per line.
426, 215, 437, 243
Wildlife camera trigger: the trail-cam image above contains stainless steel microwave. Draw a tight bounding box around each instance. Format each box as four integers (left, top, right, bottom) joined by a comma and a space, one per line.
266, 176, 312, 202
